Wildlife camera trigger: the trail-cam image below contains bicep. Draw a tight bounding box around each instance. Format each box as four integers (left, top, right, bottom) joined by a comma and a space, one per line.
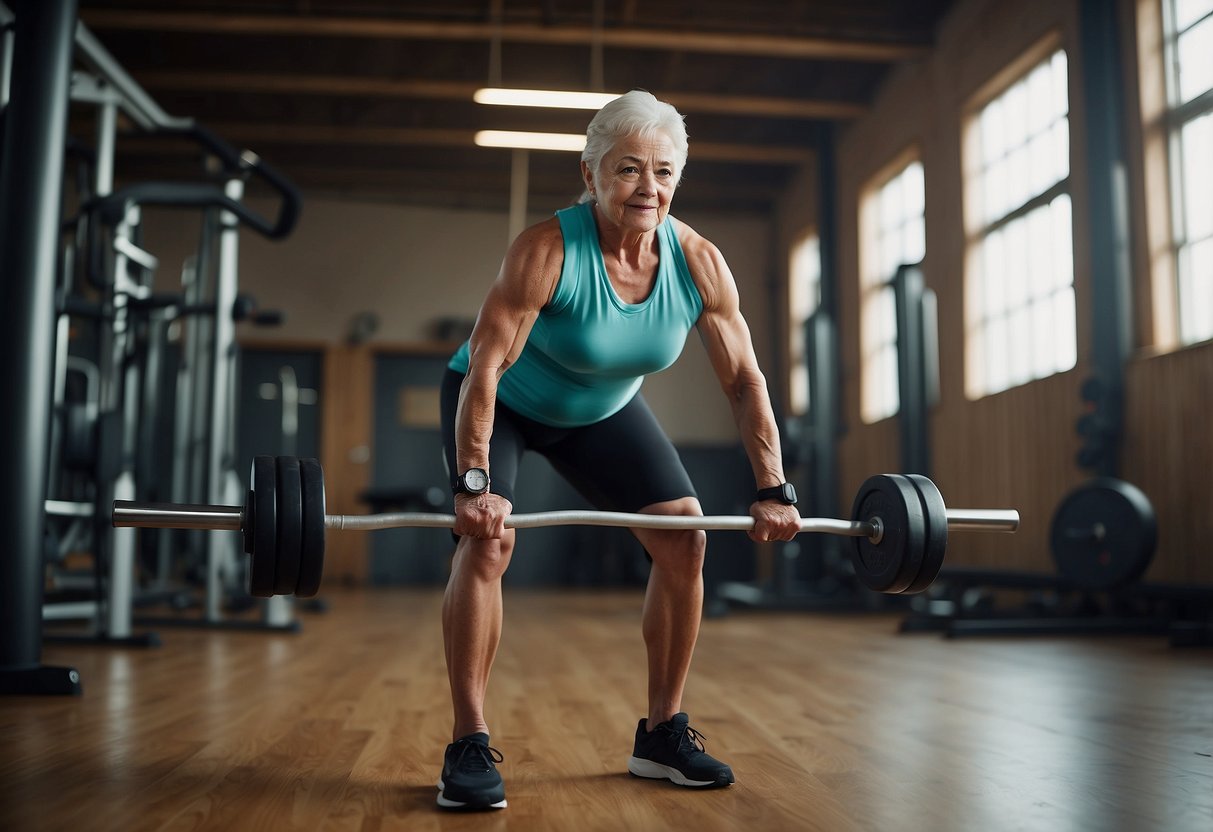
690, 243, 762, 395
698, 303, 762, 397
466, 227, 561, 380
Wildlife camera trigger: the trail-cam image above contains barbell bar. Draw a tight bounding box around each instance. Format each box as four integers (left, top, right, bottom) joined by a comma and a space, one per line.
112, 456, 1020, 598
112, 505, 1018, 537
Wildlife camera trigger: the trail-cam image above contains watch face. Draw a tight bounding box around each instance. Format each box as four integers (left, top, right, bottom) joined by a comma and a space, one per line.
463, 468, 489, 493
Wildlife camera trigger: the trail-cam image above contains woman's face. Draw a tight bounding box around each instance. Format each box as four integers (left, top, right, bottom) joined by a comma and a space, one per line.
582, 132, 678, 236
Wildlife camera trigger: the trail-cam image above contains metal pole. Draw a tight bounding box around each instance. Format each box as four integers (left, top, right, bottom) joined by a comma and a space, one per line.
0, 0, 82, 695
205, 177, 243, 621
1077, 0, 1132, 478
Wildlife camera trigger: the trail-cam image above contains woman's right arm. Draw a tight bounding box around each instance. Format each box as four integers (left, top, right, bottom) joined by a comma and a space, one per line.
453, 219, 564, 538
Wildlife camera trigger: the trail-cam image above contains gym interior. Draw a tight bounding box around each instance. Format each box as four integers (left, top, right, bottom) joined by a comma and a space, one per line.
1, 0, 1210, 829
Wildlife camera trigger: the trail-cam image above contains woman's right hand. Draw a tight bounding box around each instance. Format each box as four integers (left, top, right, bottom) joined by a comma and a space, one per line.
453, 491, 512, 539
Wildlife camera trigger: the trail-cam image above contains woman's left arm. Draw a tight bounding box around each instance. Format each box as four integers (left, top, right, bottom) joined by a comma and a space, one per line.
682, 227, 802, 542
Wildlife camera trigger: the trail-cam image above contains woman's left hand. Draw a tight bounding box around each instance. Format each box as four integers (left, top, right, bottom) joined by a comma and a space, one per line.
747, 500, 803, 543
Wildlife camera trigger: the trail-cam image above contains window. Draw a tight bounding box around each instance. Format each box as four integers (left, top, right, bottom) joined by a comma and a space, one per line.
1164, 0, 1213, 344
964, 49, 1076, 399
860, 159, 925, 423
788, 232, 821, 417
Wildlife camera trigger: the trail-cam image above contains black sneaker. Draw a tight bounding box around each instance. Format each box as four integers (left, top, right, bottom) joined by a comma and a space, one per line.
436, 733, 507, 810
627, 713, 735, 788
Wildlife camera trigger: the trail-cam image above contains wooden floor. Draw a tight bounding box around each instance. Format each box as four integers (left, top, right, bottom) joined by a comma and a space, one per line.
2, 588, 1211, 832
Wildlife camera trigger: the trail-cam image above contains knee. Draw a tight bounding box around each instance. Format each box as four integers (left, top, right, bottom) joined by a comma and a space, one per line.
648, 529, 706, 577
457, 534, 515, 581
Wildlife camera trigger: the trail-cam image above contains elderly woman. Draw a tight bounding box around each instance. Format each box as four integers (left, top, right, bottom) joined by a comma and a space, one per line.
437, 90, 802, 810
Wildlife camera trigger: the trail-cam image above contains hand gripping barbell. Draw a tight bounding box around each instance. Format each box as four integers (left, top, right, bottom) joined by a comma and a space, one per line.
111, 455, 1019, 598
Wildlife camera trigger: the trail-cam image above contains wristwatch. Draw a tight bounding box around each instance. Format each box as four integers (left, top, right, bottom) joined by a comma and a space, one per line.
755, 482, 797, 505
453, 467, 490, 496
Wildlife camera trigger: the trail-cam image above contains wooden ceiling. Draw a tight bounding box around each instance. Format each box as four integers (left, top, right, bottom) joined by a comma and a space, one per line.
75, 1, 956, 214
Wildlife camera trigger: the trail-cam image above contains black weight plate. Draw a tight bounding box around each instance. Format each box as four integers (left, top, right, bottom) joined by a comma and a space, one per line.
903, 474, 949, 594
1050, 478, 1157, 590
249, 456, 278, 597
274, 456, 303, 596
849, 474, 926, 594
296, 457, 326, 598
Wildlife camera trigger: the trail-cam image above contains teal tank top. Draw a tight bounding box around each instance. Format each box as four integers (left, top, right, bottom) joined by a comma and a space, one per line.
449, 201, 703, 427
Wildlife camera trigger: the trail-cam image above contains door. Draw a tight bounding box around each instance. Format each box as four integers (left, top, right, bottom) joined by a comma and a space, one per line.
369, 353, 453, 584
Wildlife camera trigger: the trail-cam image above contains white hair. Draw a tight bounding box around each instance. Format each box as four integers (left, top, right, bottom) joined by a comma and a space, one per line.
578, 90, 688, 203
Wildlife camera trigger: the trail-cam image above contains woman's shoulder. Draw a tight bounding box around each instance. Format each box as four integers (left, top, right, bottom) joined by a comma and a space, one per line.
501, 216, 566, 302
670, 215, 724, 273
508, 216, 565, 264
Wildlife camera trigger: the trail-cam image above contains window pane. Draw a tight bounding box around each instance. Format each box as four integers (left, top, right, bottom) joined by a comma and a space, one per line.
1027, 64, 1052, 134
1004, 82, 1029, 150
1177, 15, 1213, 102
1004, 217, 1029, 308
1052, 119, 1070, 182
1175, 0, 1213, 32
903, 162, 925, 216
861, 158, 925, 420
881, 347, 899, 420
984, 160, 1007, 225
1028, 130, 1052, 195
787, 233, 820, 416
881, 175, 903, 229
1027, 206, 1053, 297
878, 285, 897, 340
983, 230, 1006, 318
1180, 238, 1213, 342
985, 316, 1008, 393
1181, 112, 1213, 241
982, 101, 1005, 166
1051, 51, 1069, 116
1053, 287, 1078, 372
904, 215, 926, 264
1052, 194, 1074, 290
966, 50, 1075, 397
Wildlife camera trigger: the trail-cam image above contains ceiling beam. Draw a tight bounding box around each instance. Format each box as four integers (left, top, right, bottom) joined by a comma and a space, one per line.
133, 71, 868, 121
111, 155, 782, 212
146, 123, 814, 165
81, 10, 929, 62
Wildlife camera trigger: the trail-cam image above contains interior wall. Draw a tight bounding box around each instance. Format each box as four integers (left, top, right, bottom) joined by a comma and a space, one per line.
138, 191, 774, 446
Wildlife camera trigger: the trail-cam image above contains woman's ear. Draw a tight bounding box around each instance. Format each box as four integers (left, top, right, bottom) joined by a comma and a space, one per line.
580, 160, 595, 196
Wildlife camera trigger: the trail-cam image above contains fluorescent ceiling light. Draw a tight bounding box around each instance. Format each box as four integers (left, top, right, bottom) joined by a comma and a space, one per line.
474, 88, 620, 110
474, 130, 587, 152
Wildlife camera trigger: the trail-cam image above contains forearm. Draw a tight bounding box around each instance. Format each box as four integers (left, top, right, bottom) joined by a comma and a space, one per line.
455, 362, 500, 473
728, 376, 787, 490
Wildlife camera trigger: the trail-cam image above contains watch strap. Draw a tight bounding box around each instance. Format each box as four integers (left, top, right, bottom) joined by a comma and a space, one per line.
755, 482, 797, 505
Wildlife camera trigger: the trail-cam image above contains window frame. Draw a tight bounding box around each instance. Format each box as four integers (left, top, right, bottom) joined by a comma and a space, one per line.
858, 151, 926, 425
787, 230, 821, 418
1162, 0, 1213, 345
962, 36, 1077, 399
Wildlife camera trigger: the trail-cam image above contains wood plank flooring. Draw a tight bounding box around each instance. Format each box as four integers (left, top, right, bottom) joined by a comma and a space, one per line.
2, 588, 1211, 831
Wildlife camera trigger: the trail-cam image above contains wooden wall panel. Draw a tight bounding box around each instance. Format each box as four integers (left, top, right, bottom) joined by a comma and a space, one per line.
838, 370, 1086, 574
1123, 341, 1213, 584
320, 345, 374, 585
835, 342, 1213, 587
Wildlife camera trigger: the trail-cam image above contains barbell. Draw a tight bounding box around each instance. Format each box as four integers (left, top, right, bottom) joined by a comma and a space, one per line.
111, 455, 1019, 598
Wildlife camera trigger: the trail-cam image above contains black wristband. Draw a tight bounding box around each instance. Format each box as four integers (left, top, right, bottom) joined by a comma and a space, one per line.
755, 482, 797, 505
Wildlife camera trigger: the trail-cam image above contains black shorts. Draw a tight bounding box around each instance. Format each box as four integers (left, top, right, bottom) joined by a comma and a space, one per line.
440, 368, 697, 513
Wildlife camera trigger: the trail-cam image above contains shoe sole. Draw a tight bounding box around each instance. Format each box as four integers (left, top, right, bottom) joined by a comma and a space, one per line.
436, 778, 507, 810
627, 756, 734, 788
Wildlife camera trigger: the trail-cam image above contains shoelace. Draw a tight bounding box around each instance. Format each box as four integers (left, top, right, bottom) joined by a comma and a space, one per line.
659, 722, 709, 755
449, 739, 504, 774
